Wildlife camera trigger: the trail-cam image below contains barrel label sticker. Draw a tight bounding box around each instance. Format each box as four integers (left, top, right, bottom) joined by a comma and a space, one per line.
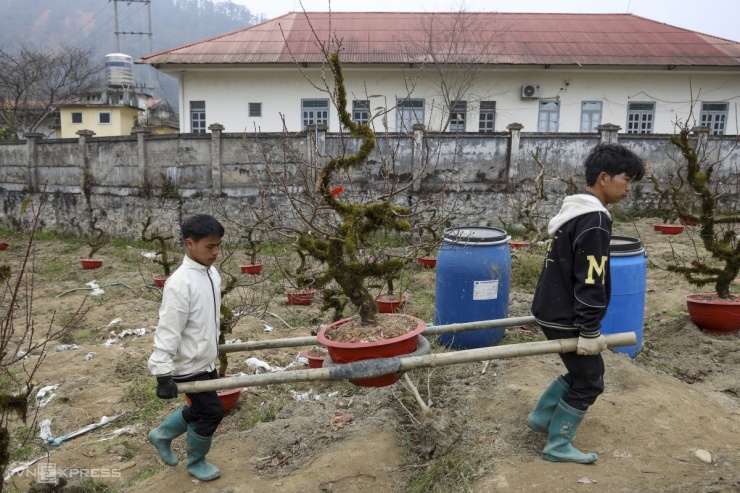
473, 280, 498, 300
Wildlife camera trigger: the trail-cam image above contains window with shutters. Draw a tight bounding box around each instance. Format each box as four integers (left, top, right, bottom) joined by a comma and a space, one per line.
302, 99, 329, 129
478, 101, 496, 133
626, 101, 655, 134
248, 102, 262, 117
699, 102, 728, 135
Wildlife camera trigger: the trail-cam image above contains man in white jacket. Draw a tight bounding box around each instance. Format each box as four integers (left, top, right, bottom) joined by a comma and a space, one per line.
147, 214, 224, 481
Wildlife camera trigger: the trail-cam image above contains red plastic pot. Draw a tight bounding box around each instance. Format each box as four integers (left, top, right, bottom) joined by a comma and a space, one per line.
286, 288, 316, 306
153, 275, 168, 288
240, 262, 263, 275
685, 294, 740, 335
0, 242, 8, 251
417, 256, 437, 269
302, 348, 327, 369
185, 376, 244, 415
375, 294, 408, 314
317, 314, 426, 387
680, 218, 699, 227
80, 258, 103, 270
509, 240, 531, 250
654, 224, 684, 235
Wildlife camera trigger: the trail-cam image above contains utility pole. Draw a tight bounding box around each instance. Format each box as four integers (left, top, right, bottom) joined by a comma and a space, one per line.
112, 0, 154, 93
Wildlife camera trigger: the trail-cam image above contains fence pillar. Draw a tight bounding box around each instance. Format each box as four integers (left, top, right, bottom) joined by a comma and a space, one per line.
132, 126, 153, 190
306, 124, 327, 168
597, 123, 621, 144
24, 133, 44, 193
76, 130, 95, 199
209, 123, 225, 194
506, 123, 523, 182
412, 124, 425, 192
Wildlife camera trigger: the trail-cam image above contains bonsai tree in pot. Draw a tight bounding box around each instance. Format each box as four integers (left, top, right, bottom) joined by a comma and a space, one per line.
141, 216, 177, 286
81, 216, 109, 269
667, 118, 740, 334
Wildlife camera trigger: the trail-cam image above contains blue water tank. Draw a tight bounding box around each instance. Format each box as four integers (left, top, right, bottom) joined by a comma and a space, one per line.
435, 227, 511, 349
600, 236, 647, 358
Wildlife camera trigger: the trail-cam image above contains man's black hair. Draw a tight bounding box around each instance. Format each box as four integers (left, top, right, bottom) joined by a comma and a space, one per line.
181, 214, 224, 241
584, 143, 645, 186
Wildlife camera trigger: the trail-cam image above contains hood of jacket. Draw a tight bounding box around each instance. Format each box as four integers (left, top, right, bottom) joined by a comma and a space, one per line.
548, 194, 610, 235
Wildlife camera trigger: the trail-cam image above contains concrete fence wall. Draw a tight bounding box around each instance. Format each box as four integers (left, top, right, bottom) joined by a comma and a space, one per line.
0, 124, 737, 239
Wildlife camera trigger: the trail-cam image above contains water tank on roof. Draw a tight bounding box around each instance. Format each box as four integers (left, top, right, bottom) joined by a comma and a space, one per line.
105, 53, 135, 87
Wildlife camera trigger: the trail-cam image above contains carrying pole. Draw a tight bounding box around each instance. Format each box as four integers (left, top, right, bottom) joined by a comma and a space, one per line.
179, 331, 635, 394
218, 315, 537, 354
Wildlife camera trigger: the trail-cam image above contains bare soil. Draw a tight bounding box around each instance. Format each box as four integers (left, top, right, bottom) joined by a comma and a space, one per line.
3, 218, 740, 493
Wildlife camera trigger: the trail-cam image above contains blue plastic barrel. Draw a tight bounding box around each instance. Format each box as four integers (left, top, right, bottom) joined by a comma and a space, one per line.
435, 227, 511, 349
600, 236, 647, 358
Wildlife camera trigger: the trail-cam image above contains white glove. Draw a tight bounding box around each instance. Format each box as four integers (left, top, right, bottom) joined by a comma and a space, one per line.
576, 334, 608, 355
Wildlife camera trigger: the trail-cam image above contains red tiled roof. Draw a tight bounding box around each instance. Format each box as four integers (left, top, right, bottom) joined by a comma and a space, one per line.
138, 12, 740, 67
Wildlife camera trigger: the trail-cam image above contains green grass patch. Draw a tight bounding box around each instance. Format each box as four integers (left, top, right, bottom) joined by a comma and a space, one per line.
405, 447, 477, 493
236, 395, 289, 432
120, 376, 171, 423
510, 250, 543, 291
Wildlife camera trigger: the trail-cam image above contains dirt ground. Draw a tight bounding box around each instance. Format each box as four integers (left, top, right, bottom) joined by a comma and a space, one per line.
3, 218, 739, 493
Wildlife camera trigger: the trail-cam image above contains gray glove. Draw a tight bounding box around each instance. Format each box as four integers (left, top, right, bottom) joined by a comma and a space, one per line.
576, 334, 608, 355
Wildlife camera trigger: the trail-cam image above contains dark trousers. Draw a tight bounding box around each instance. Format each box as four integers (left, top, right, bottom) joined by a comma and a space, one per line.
541, 328, 604, 411
175, 369, 224, 437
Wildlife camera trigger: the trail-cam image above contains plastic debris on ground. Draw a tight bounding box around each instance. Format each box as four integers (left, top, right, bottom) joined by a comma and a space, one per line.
98, 424, 142, 441
38, 419, 52, 440
35, 384, 59, 407
290, 389, 338, 401
225, 338, 242, 345
45, 413, 124, 447
103, 327, 149, 346
296, 353, 309, 366
4, 457, 45, 482
84, 352, 96, 361
245, 357, 301, 374
55, 344, 80, 352
107, 317, 122, 327
141, 251, 158, 259
263, 323, 274, 333
85, 280, 105, 296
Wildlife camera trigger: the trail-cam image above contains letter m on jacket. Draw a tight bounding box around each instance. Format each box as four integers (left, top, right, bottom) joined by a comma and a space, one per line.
585, 255, 607, 284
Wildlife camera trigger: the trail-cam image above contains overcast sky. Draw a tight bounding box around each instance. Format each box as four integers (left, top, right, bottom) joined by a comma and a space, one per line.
229, 0, 740, 42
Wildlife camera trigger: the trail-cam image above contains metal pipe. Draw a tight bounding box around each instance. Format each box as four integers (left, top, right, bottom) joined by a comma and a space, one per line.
179, 331, 635, 393
217, 315, 537, 354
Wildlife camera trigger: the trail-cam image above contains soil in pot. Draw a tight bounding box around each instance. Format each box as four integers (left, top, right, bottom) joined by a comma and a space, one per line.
302, 346, 328, 369
375, 293, 408, 314
80, 258, 103, 270
685, 293, 740, 335
317, 314, 425, 387
286, 288, 316, 305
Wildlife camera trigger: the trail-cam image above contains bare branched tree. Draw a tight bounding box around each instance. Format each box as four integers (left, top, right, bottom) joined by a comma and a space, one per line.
0, 42, 102, 139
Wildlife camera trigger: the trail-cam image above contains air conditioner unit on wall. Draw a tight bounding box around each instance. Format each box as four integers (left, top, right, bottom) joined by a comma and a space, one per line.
521, 84, 541, 99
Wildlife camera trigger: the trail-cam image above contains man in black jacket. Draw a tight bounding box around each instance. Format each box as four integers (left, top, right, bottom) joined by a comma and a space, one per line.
528, 143, 644, 463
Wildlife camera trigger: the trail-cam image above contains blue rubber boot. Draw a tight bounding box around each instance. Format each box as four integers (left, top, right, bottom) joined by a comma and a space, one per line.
186, 425, 221, 481
543, 400, 598, 464
527, 376, 569, 433
148, 407, 187, 466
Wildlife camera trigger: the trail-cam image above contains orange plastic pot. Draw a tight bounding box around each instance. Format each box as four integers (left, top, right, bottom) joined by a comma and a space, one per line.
286, 288, 316, 305
685, 294, 740, 335
509, 240, 531, 250
417, 256, 436, 269
240, 262, 262, 275
80, 259, 103, 270
153, 275, 168, 288
654, 224, 684, 235
185, 376, 244, 415
375, 294, 408, 314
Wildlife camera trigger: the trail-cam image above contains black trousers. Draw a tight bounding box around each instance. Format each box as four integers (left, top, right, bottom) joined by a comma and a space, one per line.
541, 328, 604, 411
175, 369, 224, 437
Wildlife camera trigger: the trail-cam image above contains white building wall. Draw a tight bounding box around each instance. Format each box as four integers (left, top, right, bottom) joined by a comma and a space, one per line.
170, 65, 740, 135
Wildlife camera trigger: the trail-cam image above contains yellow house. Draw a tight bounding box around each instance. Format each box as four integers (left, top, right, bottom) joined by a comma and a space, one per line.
58, 104, 139, 138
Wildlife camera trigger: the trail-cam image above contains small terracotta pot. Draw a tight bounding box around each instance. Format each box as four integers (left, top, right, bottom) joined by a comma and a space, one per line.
240, 262, 263, 275
302, 348, 328, 369
509, 240, 531, 250
80, 258, 103, 270
375, 294, 408, 314
685, 293, 740, 335
286, 288, 317, 306
653, 224, 684, 235
417, 256, 436, 269
186, 384, 244, 415
0, 242, 8, 251
153, 275, 169, 288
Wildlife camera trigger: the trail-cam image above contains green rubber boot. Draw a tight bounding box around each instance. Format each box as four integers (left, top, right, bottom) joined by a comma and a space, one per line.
542, 400, 598, 464
148, 407, 188, 466
527, 376, 569, 433
186, 425, 221, 481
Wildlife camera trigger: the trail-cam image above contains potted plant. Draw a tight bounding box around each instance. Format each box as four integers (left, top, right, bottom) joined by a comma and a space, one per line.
302, 346, 329, 369
649, 174, 686, 235
667, 121, 740, 334
239, 227, 262, 275
141, 216, 177, 287
375, 278, 408, 314
80, 216, 108, 269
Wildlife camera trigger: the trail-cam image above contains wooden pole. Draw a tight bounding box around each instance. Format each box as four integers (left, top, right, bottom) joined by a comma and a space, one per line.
218, 315, 537, 354
179, 331, 635, 393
